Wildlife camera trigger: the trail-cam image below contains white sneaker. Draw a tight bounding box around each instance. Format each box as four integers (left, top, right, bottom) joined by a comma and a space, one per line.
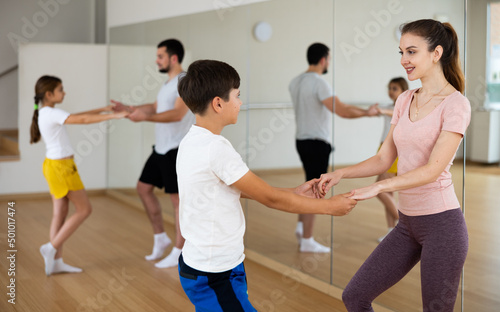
300, 237, 331, 253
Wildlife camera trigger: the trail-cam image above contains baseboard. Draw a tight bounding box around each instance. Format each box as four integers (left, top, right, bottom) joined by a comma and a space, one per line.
0, 189, 107, 201
105, 189, 175, 225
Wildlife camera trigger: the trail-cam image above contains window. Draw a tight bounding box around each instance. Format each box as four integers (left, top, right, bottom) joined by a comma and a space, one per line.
487, 2, 500, 107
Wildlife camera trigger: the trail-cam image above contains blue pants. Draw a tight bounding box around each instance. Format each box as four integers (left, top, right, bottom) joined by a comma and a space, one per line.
178, 254, 257, 312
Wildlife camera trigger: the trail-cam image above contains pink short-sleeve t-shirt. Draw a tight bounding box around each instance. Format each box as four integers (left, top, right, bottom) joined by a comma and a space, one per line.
391, 89, 471, 216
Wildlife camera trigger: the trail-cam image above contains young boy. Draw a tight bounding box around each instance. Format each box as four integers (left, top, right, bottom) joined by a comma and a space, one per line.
176, 59, 357, 311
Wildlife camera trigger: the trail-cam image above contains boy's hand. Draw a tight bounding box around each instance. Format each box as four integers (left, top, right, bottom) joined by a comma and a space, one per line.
294, 178, 322, 199
327, 192, 357, 216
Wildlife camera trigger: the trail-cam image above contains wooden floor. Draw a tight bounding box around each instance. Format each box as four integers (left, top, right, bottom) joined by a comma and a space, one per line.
0, 162, 498, 312
0, 195, 346, 312
244, 162, 500, 312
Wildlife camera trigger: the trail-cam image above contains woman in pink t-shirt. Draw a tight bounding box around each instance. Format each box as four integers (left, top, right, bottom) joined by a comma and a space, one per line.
318, 19, 470, 311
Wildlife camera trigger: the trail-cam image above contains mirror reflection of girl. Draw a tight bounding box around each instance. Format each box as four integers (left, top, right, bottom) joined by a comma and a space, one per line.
30, 76, 128, 275
375, 77, 408, 242
318, 19, 470, 311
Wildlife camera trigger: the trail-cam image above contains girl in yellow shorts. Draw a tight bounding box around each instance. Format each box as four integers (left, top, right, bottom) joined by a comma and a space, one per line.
375, 77, 408, 242
30, 75, 128, 275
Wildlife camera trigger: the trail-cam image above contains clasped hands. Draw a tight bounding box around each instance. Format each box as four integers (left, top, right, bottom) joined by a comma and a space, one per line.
314, 172, 381, 201
293, 172, 381, 216
110, 100, 148, 122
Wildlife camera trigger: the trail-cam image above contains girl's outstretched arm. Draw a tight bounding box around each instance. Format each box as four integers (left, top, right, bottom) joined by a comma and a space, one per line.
72, 105, 113, 116
65, 110, 128, 124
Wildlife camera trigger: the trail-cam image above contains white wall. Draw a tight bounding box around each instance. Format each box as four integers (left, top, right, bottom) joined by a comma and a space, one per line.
107, 45, 160, 188
0, 0, 97, 130
334, 0, 465, 104
0, 43, 108, 196
106, 0, 269, 28
466, 0, 489, 111
107, 0, 467, 174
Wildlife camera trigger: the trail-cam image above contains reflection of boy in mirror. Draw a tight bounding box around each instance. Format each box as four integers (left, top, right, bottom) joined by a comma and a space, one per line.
289, 42, 379, 253
176, 60, 357, 311
375, 77, 408, 243
111, 39, 195, 268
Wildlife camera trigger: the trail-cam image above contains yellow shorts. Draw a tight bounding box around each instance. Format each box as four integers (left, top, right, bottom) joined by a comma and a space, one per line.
43, 158, 84, 199
378, 144, 398, 174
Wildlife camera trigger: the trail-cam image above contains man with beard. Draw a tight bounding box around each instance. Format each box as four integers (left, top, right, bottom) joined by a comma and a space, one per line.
112, 39, 194, 268
289, 42, 379, 253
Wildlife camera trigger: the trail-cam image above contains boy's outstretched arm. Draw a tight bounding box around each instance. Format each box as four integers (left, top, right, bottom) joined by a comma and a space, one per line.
241, 178, 321, 200
233, 171, 356, 216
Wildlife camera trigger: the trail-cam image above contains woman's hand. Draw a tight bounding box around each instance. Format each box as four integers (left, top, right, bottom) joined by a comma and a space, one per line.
349, 183, 382, 201
316, 171, 343, 196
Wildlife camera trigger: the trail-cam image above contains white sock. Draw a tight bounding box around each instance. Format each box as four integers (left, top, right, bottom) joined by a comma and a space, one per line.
145, 232, 171, 261
40, 242, 57, 276
300, 237, 331, 253
154, 247, 182, 268
295, 221, 303, 243
52, 258, 83, 274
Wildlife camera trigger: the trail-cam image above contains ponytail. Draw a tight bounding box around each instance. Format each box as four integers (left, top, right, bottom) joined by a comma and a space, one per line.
31, 75, 62, 144
401, 19, 465, 94
441, 23, 464, 94
30, 95, 42, 144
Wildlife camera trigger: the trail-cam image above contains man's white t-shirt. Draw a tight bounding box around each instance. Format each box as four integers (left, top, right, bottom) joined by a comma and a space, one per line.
177, 125, 249, 273
38, 106, 74, 159
155, 74, 195, 154
289, 72, 333, 143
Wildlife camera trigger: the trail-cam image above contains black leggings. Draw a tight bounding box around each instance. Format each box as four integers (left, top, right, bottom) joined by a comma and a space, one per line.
343, 208, 468, 312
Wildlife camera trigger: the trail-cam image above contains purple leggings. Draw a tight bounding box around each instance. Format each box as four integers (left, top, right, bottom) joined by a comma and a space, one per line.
343, 208, 468, 312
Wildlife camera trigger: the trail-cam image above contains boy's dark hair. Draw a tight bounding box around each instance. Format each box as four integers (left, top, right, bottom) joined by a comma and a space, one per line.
178, 60, 240, 115
307, 43, 330, 65
157, 39, 185, 63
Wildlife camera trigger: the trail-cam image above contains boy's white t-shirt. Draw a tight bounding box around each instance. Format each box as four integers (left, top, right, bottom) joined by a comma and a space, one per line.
177, 125, 249, 273
38, 106, 74, 159
155, 74, 195, 154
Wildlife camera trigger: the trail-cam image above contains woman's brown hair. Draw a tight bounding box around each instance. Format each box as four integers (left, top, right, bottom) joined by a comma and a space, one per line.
30, 75, 62, 144
401, 19, 464, 93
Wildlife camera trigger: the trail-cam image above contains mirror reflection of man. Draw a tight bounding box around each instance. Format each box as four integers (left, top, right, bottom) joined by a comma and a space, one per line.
112, 39, 194, 268
289, 42, 379, 252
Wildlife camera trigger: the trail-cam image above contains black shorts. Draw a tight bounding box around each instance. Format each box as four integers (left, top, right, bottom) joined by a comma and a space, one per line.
139, 146, 179, 193
296, 139, 332, 181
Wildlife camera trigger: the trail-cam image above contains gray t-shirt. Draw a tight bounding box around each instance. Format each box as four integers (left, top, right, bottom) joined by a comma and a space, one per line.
289, 72, 333, 143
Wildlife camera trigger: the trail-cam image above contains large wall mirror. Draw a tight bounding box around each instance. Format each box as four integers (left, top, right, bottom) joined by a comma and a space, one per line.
106, 0, 479, 311
332, 1, 465, 311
